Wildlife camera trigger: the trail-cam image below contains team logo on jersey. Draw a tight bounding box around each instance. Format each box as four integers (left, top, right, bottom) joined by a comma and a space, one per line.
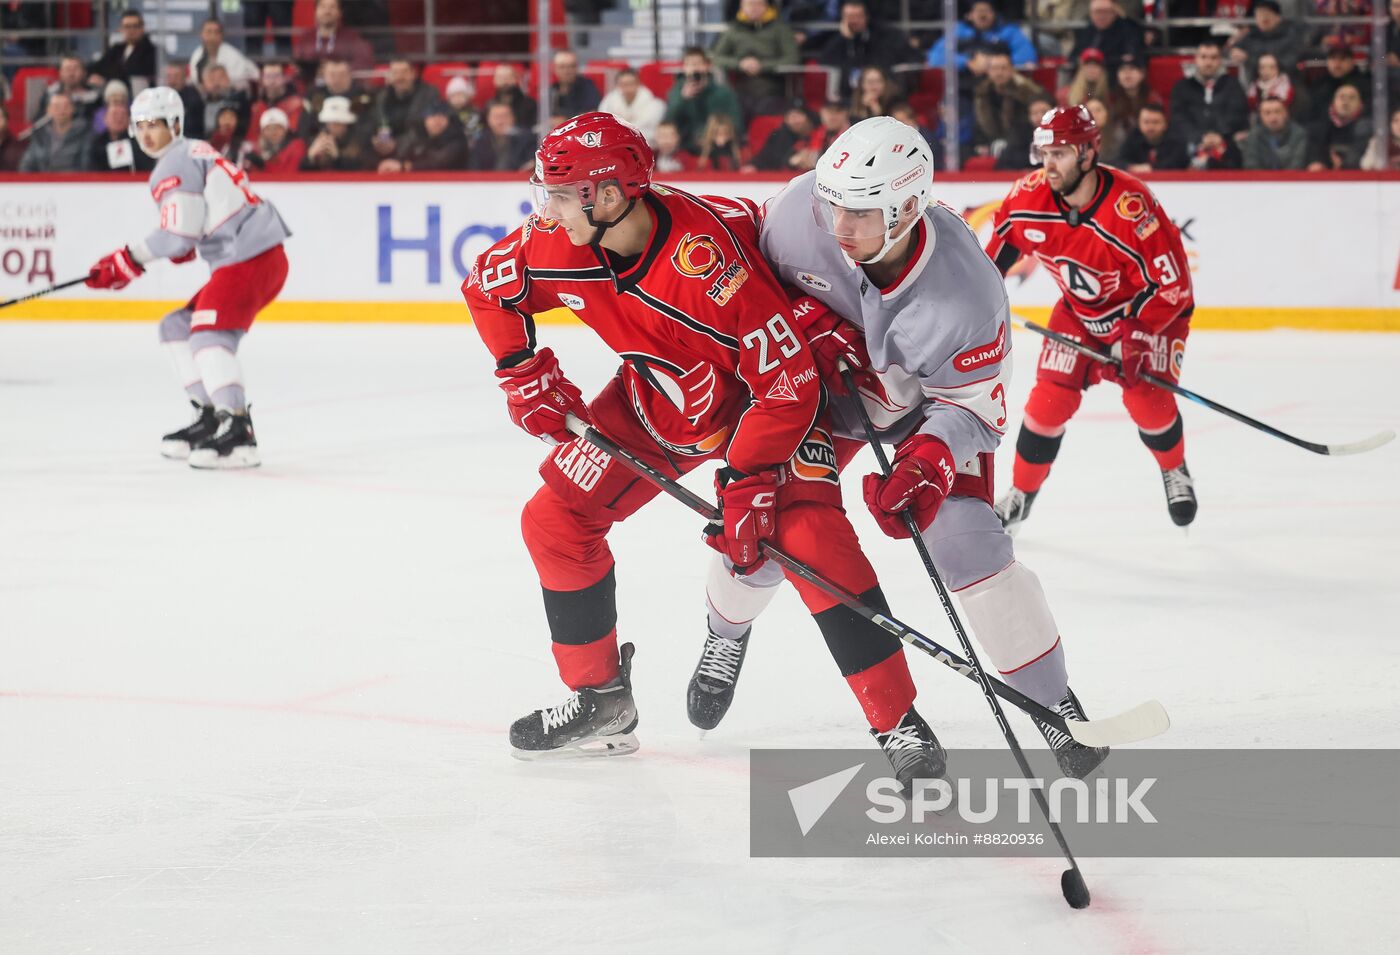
790, 427, 839, 486
796, 271, 832, 292
529, 214, 561, 234
1023, 228, 1047, 243
1134, 214, 1160, 240
626, 354, 718, 425
1115, 193, 1148, 222
765, 371, 799, 403
558, 293, 586, 310
672, 233, 724, 280
953, 322, 1007, 373
1050, 257, 1121, 306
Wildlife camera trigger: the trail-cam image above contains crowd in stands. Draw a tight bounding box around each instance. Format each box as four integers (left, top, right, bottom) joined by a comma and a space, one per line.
2, 0, 1398, 175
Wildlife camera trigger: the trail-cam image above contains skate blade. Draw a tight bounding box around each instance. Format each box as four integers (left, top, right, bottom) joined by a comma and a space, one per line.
510, 731, 640, 761
189, 447, 262, 470
160, 440, 191, 460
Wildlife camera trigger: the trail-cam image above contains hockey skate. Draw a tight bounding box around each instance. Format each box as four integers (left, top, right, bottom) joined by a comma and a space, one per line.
510, 643, 640, 759
687, 625, 749, 731
993, 487, 1037, 534
160, 401, 219, 460
872, 706, 949, 800
188, 409, 261, 470
1033, 687, 1109, 779
1160, 463, 1197, 527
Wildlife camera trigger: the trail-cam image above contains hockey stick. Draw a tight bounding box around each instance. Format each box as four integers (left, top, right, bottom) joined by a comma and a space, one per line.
839, 363, 1090, 910
1015, 317, 1395, 456
0, 276, 90, 310
561, 414, 1166, 750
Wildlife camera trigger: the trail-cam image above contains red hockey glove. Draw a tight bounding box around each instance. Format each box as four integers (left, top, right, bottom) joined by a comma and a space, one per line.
1107, 320, 1155, 386
86, 247, 144, 290
789, 293, 869, 394
862, 434, 956, 539
170, 247, 197, 265
704, 468, 778, 573
495, 347, 591, 445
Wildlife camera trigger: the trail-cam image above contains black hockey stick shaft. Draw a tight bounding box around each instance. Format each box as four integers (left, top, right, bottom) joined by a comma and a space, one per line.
560, 414, 1079, 734
1016, 317, 1394, 456
840, 364, 1090, 909
0, 276, 89, 310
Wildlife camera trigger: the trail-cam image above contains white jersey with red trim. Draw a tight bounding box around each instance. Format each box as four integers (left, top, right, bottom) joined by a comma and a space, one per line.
134, 138, 290, 271
759, 170, 1012, 471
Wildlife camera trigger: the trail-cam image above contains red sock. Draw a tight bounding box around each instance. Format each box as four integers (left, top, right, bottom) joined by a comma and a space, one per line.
552, 629, 620, 690
846, 651, 917, 732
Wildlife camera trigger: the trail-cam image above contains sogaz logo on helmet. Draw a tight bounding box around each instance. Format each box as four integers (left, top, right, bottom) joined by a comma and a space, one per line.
891, 165, 926, 191
815, 181, 844, 202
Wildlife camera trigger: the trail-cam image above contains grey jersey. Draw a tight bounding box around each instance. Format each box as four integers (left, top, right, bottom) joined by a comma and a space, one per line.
760, 171, 1012, 473
134, 138, 290, 270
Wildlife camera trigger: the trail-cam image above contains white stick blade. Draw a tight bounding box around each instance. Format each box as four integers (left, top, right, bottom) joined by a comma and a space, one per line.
1327, 429, 1396, 456
1066, 700, 1171, 748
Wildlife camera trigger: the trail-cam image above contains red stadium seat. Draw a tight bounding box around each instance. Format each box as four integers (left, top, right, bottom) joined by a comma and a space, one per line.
638, 61, 681, 99
746, 115, 784, 157
1148, 56, 1191, 114
800, 61, 830, 111
422, 61, 472, 97
8, 66, 58, 132
963, 156, 998, 171
1028, 65, 1058, 97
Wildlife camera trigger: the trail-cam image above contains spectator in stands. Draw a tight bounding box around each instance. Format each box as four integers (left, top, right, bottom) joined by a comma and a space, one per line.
1191, 129, 1243, 168
200, 64, 252, 145
851, 66, 899, 120
242, 108, 307, 173
489, 64, 540, 132
817, 1, 919, 98
162, 61, 205, 139
371, 59, 440, 163
550, 50, 602, 118
1083, 96, 1124, 161
1070, 0, 1144, 67
469, 101, 535, 172
20, 93, 91, 172
189, 18, 259, 93
598, 68, 666, 143
1169, 40, 1248, 147
974, 50, 1049, 155
711, 0, 800, 117
1313, 0, 1371, 54
445, 76, 483, 137
208, 107, 245, 160
1061, 48, 1111, 107
1361, 105, 1400, 169
1389, 0, 1400, 71
1241, 95, 1309, 169
996, 94, 1056, 170
1227, 0, 1306, 76
928, 0, 1038, 70
695, 113, 745, 170
792, 98, 852, 170
89, 9, 157, 92
0, 111, 26, 171
37, 56, 98, 123
1244, 52, 1294, 114
1118, 102, 1190, 171
251, 62, 304, 140
294, 0, 375, 75
244, 0, 295, 57
1108, 53, 1160, 135
1304, 40, 1369, 124
387, 103, 471, 172
751, 102, 817, 170
303, 58, 374, 143
890, 100, 942, 156
303, 95, 371, 170
92, 80, 130, 136
665, 47, 745, 152
1308, 83, 1372, 170
653, 120, 698, 172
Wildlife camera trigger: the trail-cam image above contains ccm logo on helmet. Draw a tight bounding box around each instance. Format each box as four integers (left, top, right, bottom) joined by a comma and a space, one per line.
890, 165, 925, 191
589, 164, 618, 176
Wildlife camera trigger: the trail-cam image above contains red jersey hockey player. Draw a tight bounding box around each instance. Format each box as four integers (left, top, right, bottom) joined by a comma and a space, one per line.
986, 106, 1197, 529
463, 113, 945, 785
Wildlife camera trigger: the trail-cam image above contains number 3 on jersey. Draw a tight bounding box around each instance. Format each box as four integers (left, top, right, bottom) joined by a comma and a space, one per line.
742, 313, 802, 373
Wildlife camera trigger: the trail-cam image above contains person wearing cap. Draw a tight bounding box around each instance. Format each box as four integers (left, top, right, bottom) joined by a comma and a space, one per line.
710, 0, 800, 116
1069, 0, 1144, 68
89, 9, 158, 91
926, 0, 1037, 70
1227, 0, 1307, 75
597, 68, 664, 144
301, 57, 374, 144
242, 107, 306, 174
444, 75, 483, 137
392, 101, 470, 172
249, 61, 304, 142
1061, 48, 1112, 108
302, 95, 371, 170
1302, 39, 1370, 125
1168, 39, 1249, 147
92, 79, 131, 135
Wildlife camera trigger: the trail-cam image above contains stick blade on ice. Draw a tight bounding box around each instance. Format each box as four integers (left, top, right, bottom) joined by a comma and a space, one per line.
1066, 700, 1170, 748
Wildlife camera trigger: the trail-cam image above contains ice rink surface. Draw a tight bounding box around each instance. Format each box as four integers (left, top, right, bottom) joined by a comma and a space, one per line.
3, 321, 1398, 954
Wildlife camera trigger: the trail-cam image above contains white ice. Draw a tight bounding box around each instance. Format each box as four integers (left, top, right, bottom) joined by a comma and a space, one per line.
2, 321, 1398, 954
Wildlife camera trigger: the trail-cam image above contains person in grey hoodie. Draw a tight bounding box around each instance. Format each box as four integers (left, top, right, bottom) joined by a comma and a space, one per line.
19, 93, 92, 172
1241, 95, 1309, 170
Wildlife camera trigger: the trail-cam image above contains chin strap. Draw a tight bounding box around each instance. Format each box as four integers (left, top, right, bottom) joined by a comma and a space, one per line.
855, 211, 922, 266
584, 195, 639, 249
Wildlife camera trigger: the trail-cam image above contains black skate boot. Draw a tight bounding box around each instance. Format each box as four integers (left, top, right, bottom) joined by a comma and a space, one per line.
1160, 463, 1197, 527
1033, 687, 1109, 779
687, 625, 750, 731
994, 487, 1038, 534
510, 643, 640, 759
161, 401, 219, 460
188, 408, 261, 470
872, 706, 949, 800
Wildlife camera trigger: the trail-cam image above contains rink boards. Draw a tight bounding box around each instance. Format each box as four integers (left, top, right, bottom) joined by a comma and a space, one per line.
1, 172, 1398, 330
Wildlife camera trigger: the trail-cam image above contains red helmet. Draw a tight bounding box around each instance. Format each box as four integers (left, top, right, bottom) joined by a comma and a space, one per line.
533, 111, 654, 209
1032, 105, 1102, 158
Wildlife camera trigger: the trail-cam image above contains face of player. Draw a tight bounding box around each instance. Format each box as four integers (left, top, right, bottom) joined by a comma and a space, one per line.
537, 183, 619, 246
1040, 143, 1090, 195
135, 118, 173, 155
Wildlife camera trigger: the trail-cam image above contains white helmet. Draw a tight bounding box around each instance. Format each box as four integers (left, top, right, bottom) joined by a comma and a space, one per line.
130, 86, 185, 157
812, 116, 935, 265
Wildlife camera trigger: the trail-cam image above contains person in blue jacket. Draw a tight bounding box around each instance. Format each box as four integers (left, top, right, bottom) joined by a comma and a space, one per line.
926, 0, 1038, 69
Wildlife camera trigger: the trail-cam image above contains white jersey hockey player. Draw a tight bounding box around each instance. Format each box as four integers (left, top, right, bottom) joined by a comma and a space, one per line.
689, 116, 1106, 777
85, 86, 291, 468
